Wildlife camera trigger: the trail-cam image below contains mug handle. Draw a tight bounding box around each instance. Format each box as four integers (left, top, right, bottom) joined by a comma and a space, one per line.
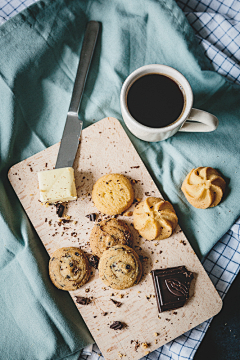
179, 108, 219, 132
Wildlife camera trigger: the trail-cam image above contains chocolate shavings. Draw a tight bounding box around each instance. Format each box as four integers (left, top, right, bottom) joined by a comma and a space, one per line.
109, 321, 125, 330
56, 204, 65, 217
110, 299, 122, 307
86, 213, 97, 221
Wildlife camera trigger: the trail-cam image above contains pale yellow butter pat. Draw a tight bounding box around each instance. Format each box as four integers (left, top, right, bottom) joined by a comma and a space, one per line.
37, 167, 77, 203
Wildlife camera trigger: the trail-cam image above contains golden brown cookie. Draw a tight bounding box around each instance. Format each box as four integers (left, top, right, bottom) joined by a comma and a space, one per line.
90, 218, 133, 257
181, 167, 226, 209
99, 245, 142, 290
49, 247, 90, 291
92, 174, 134, 215
133, 197, 178, 241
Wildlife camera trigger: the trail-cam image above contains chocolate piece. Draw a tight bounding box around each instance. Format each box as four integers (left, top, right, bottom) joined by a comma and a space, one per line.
86, 213, 97, 221
88, 254, 99, 269
56, 204, 65, 217
75, 296, 92, 305
62, 219, 71, 223
110, 299, 122, 307
151, 266, 193, 313
109, 321, 125, 330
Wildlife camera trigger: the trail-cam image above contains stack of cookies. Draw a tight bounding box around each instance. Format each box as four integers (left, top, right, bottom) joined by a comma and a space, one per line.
91, 174, 142, 290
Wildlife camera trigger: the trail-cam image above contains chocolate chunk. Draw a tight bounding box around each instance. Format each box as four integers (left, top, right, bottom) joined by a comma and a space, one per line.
151, 266, 193, 313
62, 219, 70, 223
88, 254, 99, 269
86, 213, 97, 221
75, 296, 92, 305
109, 321, 125, 330
56, 204, 65, 217
110, 299, 122, 307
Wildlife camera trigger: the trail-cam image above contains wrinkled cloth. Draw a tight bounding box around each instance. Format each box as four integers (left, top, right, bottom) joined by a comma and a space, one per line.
1, 0, 240, 359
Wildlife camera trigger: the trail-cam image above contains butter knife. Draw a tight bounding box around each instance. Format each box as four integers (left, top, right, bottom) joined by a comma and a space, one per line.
55, 20, 100, 169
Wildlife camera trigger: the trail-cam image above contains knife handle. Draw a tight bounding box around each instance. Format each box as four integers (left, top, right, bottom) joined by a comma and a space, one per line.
68, 21, 100, 115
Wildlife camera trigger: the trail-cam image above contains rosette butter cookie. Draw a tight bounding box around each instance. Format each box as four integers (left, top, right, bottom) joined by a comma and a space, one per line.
99, 245, 142, 289
92, 174, 134, 215
133, 197, 178, 241
181, 167, 226, 209
90, 218, 133, 257
49, 247, 90, 291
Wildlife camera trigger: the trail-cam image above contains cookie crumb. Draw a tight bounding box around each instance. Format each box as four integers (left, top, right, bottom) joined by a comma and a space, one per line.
123, 211, 133, 216
180, 240, 187, 245
131, 340, 140, 351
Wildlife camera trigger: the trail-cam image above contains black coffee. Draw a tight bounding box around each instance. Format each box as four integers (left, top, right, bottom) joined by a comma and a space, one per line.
127, 73, 185, 128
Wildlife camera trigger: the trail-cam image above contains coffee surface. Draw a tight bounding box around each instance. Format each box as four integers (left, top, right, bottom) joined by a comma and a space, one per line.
127, 74, 185, 128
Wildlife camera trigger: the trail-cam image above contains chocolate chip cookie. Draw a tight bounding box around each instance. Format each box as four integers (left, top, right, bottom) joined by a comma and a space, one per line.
49, 247, 90, 291
99, 245, 142, 290
90, 218, 133, 257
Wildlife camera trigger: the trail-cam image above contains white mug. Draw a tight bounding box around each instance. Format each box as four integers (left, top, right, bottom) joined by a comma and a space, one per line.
120, 64, 218, 142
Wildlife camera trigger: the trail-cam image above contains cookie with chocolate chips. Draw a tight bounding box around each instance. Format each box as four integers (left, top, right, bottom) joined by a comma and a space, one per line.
90, 218, 133, 257
99, 245, 142, 290
49, 247, 90, 291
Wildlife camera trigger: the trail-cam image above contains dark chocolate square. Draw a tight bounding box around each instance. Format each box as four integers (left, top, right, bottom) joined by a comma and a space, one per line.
151, 266, 193, 313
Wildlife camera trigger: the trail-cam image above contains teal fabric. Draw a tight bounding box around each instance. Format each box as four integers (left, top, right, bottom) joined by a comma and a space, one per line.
1, 0, 240, 359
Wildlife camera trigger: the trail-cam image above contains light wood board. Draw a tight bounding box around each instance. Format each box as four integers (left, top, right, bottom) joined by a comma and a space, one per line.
9, 117, 222, 360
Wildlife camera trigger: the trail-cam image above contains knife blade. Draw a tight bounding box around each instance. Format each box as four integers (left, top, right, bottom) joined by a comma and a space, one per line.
55, 20, 100, 169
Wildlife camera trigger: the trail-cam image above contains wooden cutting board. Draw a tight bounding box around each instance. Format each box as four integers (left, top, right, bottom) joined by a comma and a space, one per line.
9, 117, 222, 360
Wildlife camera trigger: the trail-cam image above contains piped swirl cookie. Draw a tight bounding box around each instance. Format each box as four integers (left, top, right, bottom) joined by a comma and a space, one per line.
90, 218, 133, 257
49, 247, 90, 291
99, 245, 142, 289
92, 174, 134, 215
181, 167, 226, 209
133, 197, 178, 241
